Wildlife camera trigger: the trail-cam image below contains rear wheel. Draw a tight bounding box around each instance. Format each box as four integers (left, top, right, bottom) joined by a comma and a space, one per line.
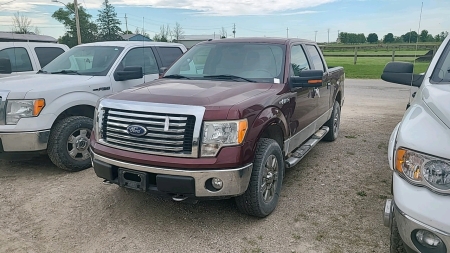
48, 116, 93, 172
235, 138, 284, 218
323, 100, 341, 141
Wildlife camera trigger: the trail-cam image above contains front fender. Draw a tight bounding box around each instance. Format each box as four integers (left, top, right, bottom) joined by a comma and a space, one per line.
241, 106, 288, 163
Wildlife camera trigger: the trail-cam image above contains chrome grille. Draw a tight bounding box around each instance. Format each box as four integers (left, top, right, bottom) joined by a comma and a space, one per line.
101, 108, 196, 156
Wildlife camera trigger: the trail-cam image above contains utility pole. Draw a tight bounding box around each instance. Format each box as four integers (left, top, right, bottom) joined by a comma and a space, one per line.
314, 31, 318, 42
125, 13, 128, 33
233, 23, 236, 38
74, 0, 81, 45
327, 28, 330, 43
287, 27, 289, 38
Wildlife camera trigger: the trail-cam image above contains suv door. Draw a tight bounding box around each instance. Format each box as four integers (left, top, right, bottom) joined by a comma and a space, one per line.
304, 44, 331, 118
0, 47, 36, 78
111, 47, 160, 92
287, 44, 317, 151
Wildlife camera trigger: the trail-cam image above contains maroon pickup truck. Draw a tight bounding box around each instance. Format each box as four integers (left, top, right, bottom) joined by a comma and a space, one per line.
89, 37, 345, 217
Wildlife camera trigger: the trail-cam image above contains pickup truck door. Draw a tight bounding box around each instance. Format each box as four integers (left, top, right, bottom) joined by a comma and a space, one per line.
110, 47, 160, 92
288, 44, 318, 141
0, 45, 38, 78
304, 44, 331, 119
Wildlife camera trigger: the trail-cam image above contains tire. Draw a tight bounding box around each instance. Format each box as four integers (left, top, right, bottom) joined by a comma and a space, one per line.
323, 100, 341, 142
235, 138, 285, 218
390, 213, 407, 253
48, 116, 93, 172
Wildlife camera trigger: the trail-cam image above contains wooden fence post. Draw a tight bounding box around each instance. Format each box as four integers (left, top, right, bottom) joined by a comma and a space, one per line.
354, 47, 358, 65
392, 50, 395, 62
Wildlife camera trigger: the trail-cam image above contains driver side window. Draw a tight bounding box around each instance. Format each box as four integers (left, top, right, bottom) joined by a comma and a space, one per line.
118, 47, 159, 75
290, 45, 310, 76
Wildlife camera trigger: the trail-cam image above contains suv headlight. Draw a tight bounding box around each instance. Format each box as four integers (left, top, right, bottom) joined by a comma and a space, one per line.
201, 119, 248, 157
6, 99, 45, 125
396, 148, 450, 192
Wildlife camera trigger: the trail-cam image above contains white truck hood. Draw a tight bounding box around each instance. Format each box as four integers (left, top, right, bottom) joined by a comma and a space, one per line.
0, 74, 94, 99
422, 83, 450, 129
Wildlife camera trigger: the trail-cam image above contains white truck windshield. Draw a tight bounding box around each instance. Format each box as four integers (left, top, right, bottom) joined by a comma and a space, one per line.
431, 40, 450, 84
41, 46, 124, 76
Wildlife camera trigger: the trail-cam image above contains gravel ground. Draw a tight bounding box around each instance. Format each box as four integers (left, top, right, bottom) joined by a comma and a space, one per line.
0, 79, 415, 253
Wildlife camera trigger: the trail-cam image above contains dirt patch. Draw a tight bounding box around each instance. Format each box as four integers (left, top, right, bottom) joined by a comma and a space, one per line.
0, 79, 408, 253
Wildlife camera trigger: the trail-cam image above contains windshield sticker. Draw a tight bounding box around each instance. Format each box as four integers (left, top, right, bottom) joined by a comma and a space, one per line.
274, 78, 280, 84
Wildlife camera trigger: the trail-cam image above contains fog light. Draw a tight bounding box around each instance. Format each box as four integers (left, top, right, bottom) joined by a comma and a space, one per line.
416, 230, 442, 248
211, 178, 223, 190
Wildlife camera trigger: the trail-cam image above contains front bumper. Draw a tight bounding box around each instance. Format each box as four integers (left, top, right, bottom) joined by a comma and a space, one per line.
90, 150, 253, 198
0, 130, 50, 160
384, 200, 450, 253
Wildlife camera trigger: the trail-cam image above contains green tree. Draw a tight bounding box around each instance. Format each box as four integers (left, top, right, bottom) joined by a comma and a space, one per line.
367, 33, 378, 43
123, 30, 133, 35
419, 30, 429, 42
153, 25, 170, 42
97, 0, 122, 41
401, 31, 418, 43
383, 33, 395, 43
52, 3, 98, 47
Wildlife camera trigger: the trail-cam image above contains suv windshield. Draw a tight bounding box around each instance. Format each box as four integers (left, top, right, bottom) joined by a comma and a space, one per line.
431, 39, 450, 84
41, 46, 124, 76
163, 42, 286, 83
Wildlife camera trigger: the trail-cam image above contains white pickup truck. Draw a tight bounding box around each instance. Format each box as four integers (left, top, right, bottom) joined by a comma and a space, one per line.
0, 41, 187, 171
0, 42, 69, 78
382, 35, 450, 253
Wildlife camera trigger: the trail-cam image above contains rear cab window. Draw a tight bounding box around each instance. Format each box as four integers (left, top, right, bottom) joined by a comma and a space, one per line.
156, 47, 183, 67
304, 44, 325, 71
34, 47, 65, 68
0, 47, 33, 72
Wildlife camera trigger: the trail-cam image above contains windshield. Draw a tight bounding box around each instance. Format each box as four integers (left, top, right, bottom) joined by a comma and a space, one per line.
163, 42, 286, 83
41, 46, 124, 76
431, 39, 450, 84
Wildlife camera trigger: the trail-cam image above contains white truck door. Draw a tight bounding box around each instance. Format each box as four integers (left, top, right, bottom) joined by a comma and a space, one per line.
110, 47, 160, 92
0, 45, 37, 78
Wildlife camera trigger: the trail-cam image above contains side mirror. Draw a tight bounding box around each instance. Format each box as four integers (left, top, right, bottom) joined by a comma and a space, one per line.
289, 70, 324, 88
114, 66, 143, 81
0, 58, 12, 74
159, 67, 168, 78
381, 62, 423, 87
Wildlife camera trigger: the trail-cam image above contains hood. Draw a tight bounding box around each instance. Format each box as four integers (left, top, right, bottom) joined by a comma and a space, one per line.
422, 84, 450, 129
109, 78, 274, 108
0, 74, 93, 99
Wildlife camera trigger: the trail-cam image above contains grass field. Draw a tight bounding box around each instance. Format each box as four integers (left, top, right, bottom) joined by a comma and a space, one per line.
325, 56, 431, 79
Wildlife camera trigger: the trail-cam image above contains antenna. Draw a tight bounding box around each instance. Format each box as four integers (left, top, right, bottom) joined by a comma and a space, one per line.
142, 16, 146, 82
408, 1, 423, 105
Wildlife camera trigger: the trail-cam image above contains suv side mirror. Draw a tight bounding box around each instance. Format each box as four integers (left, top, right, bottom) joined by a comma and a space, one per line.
381, 62, 423, 87
0, 58, 12, 74
289, 70, 323, 88
114, 66, 143, 81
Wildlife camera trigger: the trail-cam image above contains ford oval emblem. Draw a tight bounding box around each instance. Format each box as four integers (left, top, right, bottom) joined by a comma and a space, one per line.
127, 125, 147, 137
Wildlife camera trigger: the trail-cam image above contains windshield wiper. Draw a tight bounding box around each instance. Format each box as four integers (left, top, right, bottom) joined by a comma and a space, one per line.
50, 70, 81, 75
203, 74, 257, 83
37, 69, 48, 74
163, 74, 191, 79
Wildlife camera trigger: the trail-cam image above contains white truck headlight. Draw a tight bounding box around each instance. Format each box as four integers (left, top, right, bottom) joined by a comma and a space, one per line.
201, 119, 248, 157
6, 99, 45, 125
396, 148, 450, 191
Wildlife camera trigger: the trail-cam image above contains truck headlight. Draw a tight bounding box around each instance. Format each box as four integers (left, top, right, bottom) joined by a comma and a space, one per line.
396, 148, 450, 191
6, 99, 45, 125
201, 119, 248, 157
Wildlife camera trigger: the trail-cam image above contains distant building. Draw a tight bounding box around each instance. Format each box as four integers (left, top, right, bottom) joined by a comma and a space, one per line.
0, 32, 57, 43
177, 34, 222, 49
121, 34, 152, 41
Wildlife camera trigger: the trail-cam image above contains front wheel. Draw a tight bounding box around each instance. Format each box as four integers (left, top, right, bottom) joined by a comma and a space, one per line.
48, 116, 93, 172
235, 138, 284, 218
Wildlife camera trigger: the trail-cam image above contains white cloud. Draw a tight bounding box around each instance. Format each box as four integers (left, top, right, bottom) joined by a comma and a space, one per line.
1, 0, 335, 15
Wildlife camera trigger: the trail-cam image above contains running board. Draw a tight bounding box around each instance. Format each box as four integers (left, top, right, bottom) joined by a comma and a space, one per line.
285, 126, 329, 169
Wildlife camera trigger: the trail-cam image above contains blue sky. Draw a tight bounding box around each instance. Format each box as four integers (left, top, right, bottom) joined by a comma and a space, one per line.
0, 0, 448, 42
